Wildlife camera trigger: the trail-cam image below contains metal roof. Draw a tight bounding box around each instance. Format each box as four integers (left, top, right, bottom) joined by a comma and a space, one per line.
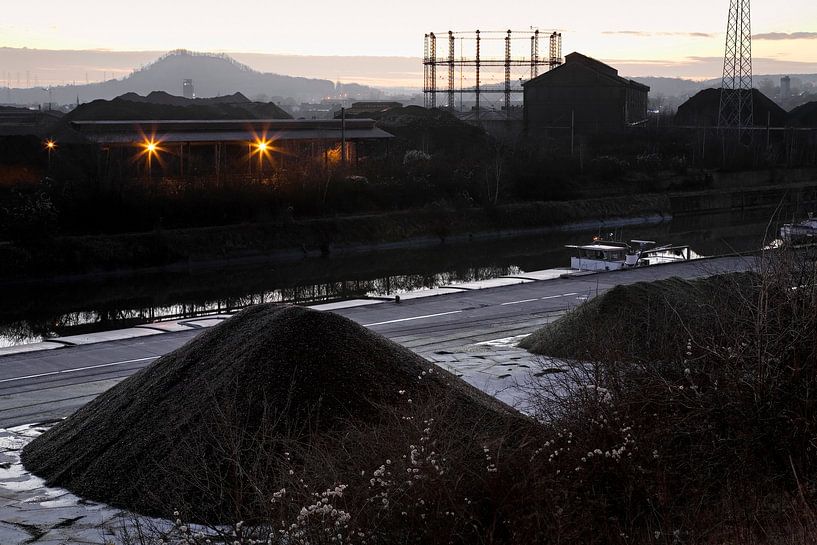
566, 244, 630, 252
70, 118, 394, 144
523, 52, 650, 92
82, 128, 394, 144
70, 118, 381, 129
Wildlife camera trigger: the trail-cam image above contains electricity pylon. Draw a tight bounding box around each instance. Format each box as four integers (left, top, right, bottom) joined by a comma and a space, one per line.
718, 0, 754, 137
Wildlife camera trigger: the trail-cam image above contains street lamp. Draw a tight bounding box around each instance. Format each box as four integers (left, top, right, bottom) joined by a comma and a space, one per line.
254, 139, 271, 174
142, 139, 160, 178
44, 139, 56, 171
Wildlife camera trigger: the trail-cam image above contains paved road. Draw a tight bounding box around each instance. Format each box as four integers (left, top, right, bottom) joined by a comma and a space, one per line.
0, 256, 754, 427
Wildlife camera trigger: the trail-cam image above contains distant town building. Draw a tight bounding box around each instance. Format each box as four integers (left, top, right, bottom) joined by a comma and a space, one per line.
296, 103, 338, 120
522, 52, 650, 133
781, 76, 792, 99
182, 79, 195, 99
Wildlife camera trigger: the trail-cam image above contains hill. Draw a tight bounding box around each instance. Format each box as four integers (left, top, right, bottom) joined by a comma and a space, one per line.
2, 50, 382, 106
631, 76, 706, 98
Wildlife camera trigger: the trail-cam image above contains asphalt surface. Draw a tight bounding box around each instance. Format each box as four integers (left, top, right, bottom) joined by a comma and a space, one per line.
0, 256, 754, 427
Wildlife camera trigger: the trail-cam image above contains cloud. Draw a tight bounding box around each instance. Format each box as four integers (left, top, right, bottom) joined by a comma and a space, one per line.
608, 55, 817, 80
753, 32, 817, 40
602, 31, 715, 38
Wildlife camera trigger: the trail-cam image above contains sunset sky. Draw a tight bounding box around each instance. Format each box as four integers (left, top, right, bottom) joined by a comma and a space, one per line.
2, 0, 817, 86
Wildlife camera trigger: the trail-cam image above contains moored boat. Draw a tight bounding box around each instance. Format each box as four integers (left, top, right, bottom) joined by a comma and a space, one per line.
567, 238, 695, 272
780, 214, 817, 244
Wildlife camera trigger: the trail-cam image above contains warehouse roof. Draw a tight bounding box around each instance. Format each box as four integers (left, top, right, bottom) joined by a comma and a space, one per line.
523, 52, 650, 92
70, 118, 394, 144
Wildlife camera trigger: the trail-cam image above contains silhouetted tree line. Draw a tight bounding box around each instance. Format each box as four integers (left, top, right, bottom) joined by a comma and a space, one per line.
1, 120, 816, 242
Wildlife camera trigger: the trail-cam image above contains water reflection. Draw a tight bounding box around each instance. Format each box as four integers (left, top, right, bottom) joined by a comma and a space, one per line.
0, 265, 524, 348
0, 210, 778, 348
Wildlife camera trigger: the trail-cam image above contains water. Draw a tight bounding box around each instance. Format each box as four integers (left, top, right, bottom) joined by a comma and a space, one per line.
0, 210, 779, 348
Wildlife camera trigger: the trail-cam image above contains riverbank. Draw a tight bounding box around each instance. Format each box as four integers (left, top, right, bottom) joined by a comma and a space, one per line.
0, 194, 671, 283
2, 174, 816, 283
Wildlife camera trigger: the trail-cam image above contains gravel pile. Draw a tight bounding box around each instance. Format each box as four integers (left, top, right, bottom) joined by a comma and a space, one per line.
520, 272, 759, 362
22, 304, 517, 521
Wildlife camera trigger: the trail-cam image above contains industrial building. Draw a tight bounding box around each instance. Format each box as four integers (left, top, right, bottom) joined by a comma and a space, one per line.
522, 52, 650, 133
71, 118, 394, 177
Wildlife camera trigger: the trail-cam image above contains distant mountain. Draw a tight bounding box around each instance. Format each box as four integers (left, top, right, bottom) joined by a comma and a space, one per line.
0, 50, 383, 106
66, 91, 292, 121
631, 77, 707, 99
632, 74, 817, 112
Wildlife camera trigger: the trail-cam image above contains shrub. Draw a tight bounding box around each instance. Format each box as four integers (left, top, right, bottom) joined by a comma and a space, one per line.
402, 150, 432, 165
521, 249, 817, 544
117, 250, 817, 545
589, 156, 630, 181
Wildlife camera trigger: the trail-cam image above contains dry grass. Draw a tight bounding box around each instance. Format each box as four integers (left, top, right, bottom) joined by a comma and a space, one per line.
520, 248, 817, 544
99, 249, 817, 544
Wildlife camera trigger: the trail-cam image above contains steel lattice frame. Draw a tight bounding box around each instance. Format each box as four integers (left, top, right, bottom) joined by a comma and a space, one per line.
718, 0, 753, 134
423, 30, 562, 117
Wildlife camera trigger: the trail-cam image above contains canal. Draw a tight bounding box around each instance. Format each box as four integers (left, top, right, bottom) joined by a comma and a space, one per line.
0, 209, 783, 347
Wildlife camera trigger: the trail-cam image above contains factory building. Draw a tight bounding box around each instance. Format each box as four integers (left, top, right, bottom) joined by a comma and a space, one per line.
522, 52, 650, 133
70, 118, 394, 177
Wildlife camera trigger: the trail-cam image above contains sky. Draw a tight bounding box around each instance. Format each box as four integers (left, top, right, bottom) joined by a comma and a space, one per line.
2, 0, 817, 85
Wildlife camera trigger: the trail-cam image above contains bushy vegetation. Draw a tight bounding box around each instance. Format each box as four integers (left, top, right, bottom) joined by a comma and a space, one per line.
521, 252, 817, 543
519, 273, 759, 363
98, 250, 817, 544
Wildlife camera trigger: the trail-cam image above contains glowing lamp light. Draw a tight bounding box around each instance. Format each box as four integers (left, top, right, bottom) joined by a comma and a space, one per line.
45, 140, 56, 150
141, 138, 162, 156
255, 140, 270, 152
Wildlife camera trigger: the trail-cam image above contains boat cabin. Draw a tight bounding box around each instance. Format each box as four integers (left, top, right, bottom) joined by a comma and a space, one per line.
567, 243, 636, 271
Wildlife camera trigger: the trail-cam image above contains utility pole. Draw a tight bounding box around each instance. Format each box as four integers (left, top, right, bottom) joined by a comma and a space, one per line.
341, 107, 347, 168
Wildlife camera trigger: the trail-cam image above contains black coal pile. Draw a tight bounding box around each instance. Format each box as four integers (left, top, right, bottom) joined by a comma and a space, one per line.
675, 88, 787, 127
789, 101, 817, 128
22, 304, 517, 521
66, 91, 291, 121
